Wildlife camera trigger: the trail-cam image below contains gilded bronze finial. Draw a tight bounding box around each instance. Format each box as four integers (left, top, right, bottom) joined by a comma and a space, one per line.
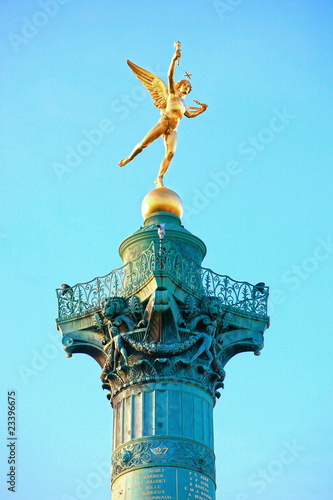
118, 42, 208, 189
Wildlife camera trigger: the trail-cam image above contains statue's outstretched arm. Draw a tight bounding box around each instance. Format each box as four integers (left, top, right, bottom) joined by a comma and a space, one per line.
185, 99, 208, 118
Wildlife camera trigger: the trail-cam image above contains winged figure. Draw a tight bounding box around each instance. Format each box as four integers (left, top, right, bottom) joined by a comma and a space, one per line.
119, 42, 208, 188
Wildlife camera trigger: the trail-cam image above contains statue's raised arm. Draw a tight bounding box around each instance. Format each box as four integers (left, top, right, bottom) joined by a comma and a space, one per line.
167, 41, 181, 94
118, 42, 208, 189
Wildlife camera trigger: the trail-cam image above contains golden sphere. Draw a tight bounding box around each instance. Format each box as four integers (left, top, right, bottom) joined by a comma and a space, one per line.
141, 187, 183, 220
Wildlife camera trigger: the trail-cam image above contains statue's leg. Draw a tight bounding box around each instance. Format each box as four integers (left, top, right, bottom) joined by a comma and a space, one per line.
206, 349, 214, 363
121, 348, 128, 365
154, 131, 177, 188
190, 343, 205, 363
119, 122, 165, 167
113, 351, 119, 370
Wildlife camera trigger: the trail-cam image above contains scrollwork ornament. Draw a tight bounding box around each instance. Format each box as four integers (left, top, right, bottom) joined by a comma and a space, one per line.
112, 439, 215, 481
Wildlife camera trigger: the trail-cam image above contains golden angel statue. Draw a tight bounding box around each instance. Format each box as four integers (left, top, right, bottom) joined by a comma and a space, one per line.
119, 42, 208, 188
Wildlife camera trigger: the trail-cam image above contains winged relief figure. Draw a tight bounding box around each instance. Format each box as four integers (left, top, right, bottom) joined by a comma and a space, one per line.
119, 42, 208, 188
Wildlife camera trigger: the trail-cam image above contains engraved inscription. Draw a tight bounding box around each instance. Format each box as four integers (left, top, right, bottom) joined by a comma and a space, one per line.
111, 466, 215, 500
136, 468, 172, 499
183, 470, 214, 500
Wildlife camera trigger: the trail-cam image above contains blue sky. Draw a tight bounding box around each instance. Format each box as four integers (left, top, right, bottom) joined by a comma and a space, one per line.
1, 0, 333, 499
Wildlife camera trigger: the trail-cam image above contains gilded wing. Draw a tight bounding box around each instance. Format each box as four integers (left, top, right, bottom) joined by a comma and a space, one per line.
127, 60, 168, 110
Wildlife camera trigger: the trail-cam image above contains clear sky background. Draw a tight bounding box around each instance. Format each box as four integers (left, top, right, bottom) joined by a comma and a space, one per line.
1, 0, 333, 499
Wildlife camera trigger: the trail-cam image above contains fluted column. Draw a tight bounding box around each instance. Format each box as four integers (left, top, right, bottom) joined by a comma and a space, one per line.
55, 188, 269, 500
111, 382, 216, 500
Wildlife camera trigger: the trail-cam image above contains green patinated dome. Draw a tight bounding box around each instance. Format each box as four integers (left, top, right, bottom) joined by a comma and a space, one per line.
119, 188, 206, 266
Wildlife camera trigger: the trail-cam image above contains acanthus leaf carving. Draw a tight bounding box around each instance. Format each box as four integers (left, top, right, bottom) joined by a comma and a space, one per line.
130, 359, 158, 381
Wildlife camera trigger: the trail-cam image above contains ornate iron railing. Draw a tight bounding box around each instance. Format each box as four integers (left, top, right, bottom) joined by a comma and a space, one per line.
56, 241, 269, 320
56, 242, 156, 319
158, 244, 269, 316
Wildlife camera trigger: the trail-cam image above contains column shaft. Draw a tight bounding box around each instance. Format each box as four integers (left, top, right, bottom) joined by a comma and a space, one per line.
111, 381, 216, 500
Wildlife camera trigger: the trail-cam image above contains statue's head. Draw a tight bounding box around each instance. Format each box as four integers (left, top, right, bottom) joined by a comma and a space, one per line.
201, 297, 223, 318
103, 297, 127, 320
109, 325, 119, 337
208, 298, 223, 317
176, 79, 192, 95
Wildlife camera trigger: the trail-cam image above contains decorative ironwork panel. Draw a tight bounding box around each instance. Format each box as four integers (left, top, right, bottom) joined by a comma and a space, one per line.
56, 243, 156, 319
158, 243, 269, 316
200, 268, 268, 316
56, 241, 268, 319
